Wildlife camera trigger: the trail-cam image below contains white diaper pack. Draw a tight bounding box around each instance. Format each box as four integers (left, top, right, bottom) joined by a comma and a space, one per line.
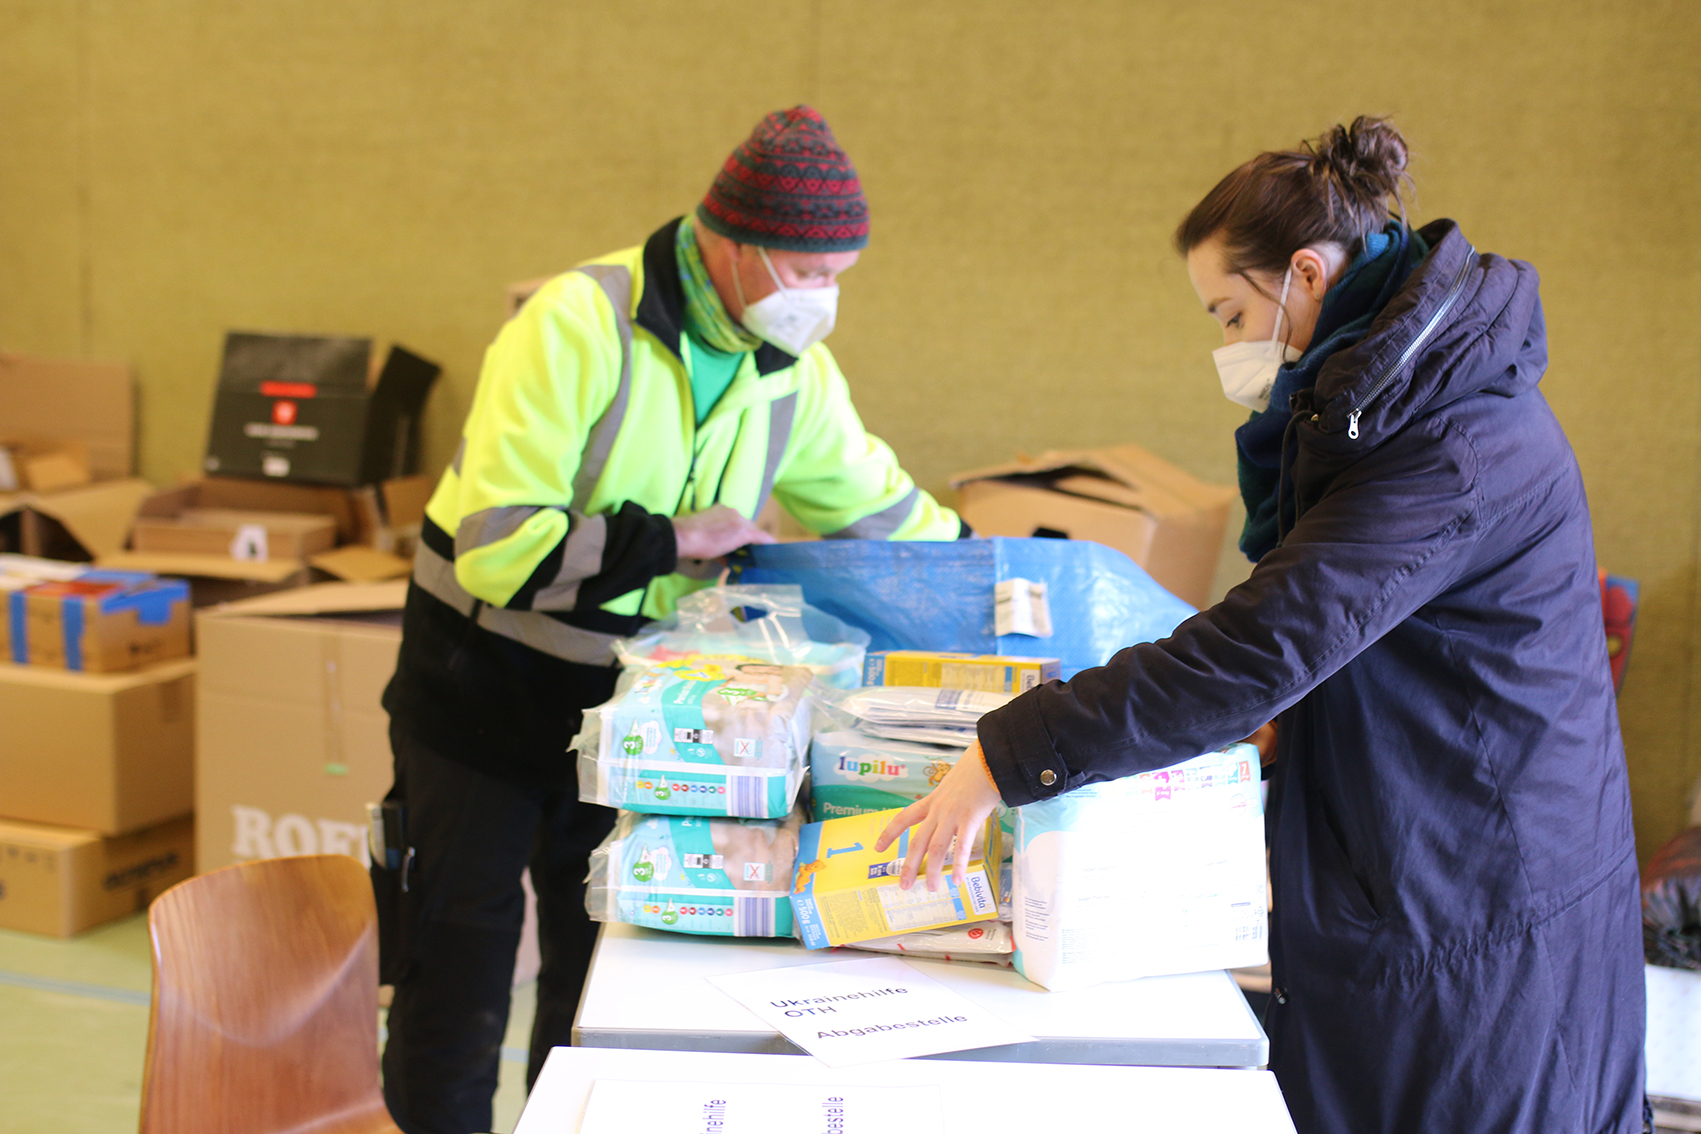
1012, 743, 1268, 991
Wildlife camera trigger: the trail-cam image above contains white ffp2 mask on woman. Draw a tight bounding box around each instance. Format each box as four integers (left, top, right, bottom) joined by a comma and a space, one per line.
1212, 267, 1300, 412
735, 246, 838, 355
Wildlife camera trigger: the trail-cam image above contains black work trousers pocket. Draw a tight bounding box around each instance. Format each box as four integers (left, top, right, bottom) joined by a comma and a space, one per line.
371, 765, 420, 986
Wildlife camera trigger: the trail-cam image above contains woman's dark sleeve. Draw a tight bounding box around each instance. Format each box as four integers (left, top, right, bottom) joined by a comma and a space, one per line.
979, 422, 1482, 806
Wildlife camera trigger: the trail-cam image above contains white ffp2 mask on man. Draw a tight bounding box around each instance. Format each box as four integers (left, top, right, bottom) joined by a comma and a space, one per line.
1212, 267, 1300, 412
735, 246, 838, 355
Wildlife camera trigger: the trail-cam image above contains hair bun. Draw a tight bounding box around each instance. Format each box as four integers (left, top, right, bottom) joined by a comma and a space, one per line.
1312, 116, 1408, 199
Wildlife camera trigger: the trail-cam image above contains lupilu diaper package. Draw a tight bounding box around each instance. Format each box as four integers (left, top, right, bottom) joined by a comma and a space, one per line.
585, 806, 803, 937
576, 656, 813, 819
1012, 743, 1267, 991
790, 808, 1002, 949
808, 731, 960, 822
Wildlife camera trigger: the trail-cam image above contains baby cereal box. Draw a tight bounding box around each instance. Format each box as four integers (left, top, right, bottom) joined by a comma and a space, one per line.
790, 808, 1002, 949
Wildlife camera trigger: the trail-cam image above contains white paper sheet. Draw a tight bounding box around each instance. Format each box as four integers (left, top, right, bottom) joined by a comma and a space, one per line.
576, 1078, 939, 1134
707, 955, 1032, 1066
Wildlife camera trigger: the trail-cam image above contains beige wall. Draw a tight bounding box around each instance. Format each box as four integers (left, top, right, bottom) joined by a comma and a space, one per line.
3, 1, 1698, 859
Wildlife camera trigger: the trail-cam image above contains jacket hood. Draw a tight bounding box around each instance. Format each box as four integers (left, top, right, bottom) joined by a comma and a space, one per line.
1299, 220, 1547, 453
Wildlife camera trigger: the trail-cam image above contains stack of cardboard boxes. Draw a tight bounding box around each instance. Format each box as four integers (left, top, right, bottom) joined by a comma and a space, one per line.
0, 335, 441, 938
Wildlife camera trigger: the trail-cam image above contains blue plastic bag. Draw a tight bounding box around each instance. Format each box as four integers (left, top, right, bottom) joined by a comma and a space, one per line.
731, 538, 1196, 679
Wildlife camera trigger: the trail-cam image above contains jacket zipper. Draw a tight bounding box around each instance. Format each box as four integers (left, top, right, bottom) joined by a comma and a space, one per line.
1346, 245, 1478, 440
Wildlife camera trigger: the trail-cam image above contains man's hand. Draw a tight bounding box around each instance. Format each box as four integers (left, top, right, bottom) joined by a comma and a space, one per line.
874, 741, 1003, 894
671, 504, 775, 561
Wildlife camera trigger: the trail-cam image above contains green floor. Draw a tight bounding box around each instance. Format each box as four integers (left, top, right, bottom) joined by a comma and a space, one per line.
0, 914, 535, 1134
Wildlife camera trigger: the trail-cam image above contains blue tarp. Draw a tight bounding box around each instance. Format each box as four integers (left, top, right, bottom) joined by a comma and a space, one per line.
731, 538, 1196, 679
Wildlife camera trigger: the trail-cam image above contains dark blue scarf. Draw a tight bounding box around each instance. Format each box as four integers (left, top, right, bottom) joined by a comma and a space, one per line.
1235, 222, 1428, 561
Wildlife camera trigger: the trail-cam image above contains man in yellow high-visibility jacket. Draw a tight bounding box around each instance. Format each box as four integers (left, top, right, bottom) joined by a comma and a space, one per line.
375, 106, 964, 1133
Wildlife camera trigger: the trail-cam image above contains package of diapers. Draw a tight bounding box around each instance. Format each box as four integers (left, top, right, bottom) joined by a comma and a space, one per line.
585, 806, 802, 937
615, 585, 870, 690
809, 731, 961, 822
810, 731, 1018, 860
1013, 743, 1267, 991
576, 657, 813, 818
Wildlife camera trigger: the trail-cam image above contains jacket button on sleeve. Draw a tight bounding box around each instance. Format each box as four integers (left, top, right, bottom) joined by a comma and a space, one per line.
1039, 769, 1057, 786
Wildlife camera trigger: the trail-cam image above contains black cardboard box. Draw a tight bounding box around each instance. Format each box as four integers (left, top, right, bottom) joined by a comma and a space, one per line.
202, 332, 440, 488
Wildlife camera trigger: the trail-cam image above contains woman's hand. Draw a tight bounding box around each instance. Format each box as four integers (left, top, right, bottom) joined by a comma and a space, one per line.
874, 740, 1003, 894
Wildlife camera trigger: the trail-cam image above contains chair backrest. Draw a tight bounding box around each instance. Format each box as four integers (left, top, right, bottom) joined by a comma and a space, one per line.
139, 854, 393, 1134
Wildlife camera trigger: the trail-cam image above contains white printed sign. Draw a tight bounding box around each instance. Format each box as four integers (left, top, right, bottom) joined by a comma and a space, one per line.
577, 1078, 938, 1134
707, 956, 1031, 1067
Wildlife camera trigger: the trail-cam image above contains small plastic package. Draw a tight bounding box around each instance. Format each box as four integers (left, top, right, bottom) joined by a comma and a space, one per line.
1012, 743, 1267, 991
576, 657, 814, 819
822, 685, 1012, 748
615, 585, 870, 690
586, 806, 803, 937
790, 808, 1002, 949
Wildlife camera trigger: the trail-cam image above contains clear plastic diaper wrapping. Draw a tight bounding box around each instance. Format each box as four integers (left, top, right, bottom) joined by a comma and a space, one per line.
614, 585, 870, 690
576, 657, 814, 818
1012, 743, 1267, 991
586, 806, 803, 937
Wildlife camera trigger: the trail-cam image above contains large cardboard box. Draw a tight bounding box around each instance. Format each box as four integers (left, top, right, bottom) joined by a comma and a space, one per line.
0, 657, 196, 834
195, 580, 542, 984
952, 444, 1237, 608
195, 582, 409, 873
202, 333, 440, 487
0, 814, 195, 937
0, 352, 153, 560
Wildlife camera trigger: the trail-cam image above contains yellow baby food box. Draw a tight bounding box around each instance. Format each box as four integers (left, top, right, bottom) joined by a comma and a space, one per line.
790, 808, 1002, 949
862, 650, 1061, 693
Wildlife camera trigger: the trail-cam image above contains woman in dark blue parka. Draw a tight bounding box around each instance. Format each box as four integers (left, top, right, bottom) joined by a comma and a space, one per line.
878, 118, 1646, 1133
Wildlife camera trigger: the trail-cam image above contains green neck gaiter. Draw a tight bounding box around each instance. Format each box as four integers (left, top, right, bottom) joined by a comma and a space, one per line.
676, 220, 762, 354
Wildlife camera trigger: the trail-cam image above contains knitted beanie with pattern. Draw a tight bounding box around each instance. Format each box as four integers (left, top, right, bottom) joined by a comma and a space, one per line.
697, 106, 869, 253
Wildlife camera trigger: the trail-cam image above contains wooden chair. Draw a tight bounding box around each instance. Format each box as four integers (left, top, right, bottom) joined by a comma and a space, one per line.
139, 854, 402, 1134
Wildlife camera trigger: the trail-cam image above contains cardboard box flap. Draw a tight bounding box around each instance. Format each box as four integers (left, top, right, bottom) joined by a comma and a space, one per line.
203, 579, 407, 617
0, 352, 135, 477
308, 545, 411, 583
0, 478, 156, 559
98, 551, 307, 583
218, 332, 371, 393
951, 444, 1235, 520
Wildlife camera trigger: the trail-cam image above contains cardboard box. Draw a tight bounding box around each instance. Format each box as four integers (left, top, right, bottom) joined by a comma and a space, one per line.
0, 352, 153, 561
790, 809, 1002, 949
0, 438, 92, 493
0, 657, 196, 834
952, 444, 1237, 608
100, 475, 429, 602
12, 570, 191, 672
0, 352, 134, 478
195, 581, 542, 983
862, 651, 1060, 694
0, 814, 194, 937
195, 582, 409, 873
132, 507, 337, 559
202, 333, 441, 487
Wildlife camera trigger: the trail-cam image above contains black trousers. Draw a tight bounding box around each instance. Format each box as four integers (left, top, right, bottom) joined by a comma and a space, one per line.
374, 726, 617, 1134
